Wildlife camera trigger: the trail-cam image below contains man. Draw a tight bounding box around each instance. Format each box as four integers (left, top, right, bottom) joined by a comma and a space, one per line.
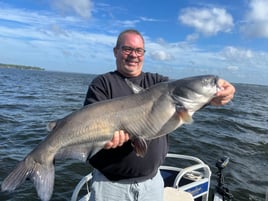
84, 29, 235, 201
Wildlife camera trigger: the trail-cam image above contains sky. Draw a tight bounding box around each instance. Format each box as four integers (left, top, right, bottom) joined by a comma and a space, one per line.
0, 0, 268, 85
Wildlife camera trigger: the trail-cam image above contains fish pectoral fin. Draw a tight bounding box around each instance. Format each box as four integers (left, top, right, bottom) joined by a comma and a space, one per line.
125, 78, 145, 93
131, 137, 148, 158
55, 142, 106, 162
47, 121, 57, 132
176, 107, 193, 124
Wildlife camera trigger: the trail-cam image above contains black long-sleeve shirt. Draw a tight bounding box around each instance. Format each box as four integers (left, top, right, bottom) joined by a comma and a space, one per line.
84, 70, 169, 181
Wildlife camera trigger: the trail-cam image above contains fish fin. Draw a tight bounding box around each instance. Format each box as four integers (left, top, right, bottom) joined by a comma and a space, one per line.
177, 109, 193, 124
55, 142, 106, 161
1, 161, 29, 192
131, 137, 148, 157
125, 78, 144, 94
47, 121, 57, 132
32, 161, 55, 201
2, 156, 55, 201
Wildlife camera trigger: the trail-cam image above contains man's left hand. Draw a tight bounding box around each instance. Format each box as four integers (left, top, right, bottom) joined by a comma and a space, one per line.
210, 79, 235, 106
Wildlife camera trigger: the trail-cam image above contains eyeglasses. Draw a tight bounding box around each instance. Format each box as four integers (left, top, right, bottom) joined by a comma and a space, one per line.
120, 46, 146, 56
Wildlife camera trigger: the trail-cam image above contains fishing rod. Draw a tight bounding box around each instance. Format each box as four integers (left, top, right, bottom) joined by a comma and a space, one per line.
214, 156, 233, 201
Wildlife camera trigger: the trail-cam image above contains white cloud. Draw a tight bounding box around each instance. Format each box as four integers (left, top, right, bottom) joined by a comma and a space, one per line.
113, 19, 140, 27
240, 0, 268, 38
186, 33, 199, 42
220, 46, 253, 61
150, 50, 173, 61
226, 65, 239, 71
50, 0, 93, 18
140, 17, 161, 22
219, 46, 268, 83
0, 5, 115, 73
247, 0, 267, 21
179, 7, 234, 36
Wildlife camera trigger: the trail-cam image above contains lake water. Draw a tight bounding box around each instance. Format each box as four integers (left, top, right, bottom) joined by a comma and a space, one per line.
0, 68, 267, 201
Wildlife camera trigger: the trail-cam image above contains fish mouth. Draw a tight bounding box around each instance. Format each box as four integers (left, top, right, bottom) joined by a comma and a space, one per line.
194, 75, 220, 96
203, 75, 220, 96
215, 76, 224, 94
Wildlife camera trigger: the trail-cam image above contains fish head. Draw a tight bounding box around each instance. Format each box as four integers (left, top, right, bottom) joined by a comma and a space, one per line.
170, 75, 219, 116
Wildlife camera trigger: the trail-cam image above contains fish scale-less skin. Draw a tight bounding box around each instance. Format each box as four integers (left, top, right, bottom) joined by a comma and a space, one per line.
1, 75, 218, 201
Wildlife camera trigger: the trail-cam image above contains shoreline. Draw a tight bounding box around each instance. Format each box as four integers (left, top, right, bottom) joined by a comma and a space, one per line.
0, 63, 45, 71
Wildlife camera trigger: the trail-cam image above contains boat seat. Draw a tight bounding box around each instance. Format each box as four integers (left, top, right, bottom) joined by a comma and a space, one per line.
164, 187, 194, 201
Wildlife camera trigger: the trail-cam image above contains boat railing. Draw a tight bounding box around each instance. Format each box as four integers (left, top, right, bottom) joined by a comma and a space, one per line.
160, 153, 211, 201
71, 173, 92, 201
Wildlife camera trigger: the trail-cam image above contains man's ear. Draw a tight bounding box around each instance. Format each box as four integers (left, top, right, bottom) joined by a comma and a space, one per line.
113, 47, 118, 57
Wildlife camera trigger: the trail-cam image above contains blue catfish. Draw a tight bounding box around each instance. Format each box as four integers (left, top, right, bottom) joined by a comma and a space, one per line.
2, 75, 220, 201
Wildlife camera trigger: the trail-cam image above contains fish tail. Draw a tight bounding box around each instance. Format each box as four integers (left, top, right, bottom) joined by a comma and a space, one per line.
1, 156, 55, 201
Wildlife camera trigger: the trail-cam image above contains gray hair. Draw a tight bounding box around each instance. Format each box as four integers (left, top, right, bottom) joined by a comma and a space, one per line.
115, 29, 145, 48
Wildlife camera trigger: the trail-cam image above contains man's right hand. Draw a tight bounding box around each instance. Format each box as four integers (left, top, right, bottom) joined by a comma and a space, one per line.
104, 130, 130, 149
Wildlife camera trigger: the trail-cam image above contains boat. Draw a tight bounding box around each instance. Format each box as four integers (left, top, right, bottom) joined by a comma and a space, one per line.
71, 153, 233, 201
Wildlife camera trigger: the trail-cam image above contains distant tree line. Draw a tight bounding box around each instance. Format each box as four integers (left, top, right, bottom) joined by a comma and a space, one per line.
0, 63, 45, 71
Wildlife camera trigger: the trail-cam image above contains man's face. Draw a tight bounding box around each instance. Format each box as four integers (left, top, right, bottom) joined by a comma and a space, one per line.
113, 33, 145, 77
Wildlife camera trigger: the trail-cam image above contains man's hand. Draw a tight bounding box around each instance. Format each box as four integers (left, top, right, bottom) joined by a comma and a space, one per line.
104, 130, 130, 149
210, 79, 235, 106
